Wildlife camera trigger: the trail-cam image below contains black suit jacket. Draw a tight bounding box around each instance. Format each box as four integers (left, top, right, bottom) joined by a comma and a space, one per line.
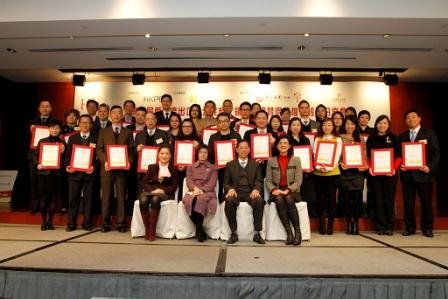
207, 131, 241, 164
92, 119, 111, 137
398, 127, 440, 183
134, 128, 170, 149
65, 132, 98, 180
223, 159, 263, 195
154, 111, 180, 126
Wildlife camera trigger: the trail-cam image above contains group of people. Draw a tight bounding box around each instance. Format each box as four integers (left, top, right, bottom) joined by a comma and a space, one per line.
27, 94, 440, 247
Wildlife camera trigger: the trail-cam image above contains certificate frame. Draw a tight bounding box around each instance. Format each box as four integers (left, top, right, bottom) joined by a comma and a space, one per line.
106, 144, 129, 170
38, 142, 61, 169
342, 143, 366, 168
137, 146, 159, 173
214, 140, 235, 168
238, 123, 255, 138
250, 133, 271, 160
360, 134, 369, 143
314, 141, 337, 167
293, 145, 313, 172
70, 144, 94, 172
371, 148, 394, 175
157, 125, 170, 131
282, 123, 289, 133
61, 131, 78, 143
304, 132, 317, 148
30, 125, 50, 149
174, 141, 195, 166
202, 128, 218, 145
122, 121, 132, 128
402, 142, 426, 170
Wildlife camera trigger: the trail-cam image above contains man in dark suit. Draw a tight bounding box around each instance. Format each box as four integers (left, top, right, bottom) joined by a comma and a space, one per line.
224, 140, 265, 244
399, 109, 440, 237
154, 94, 180, 125
27, 100, 57, 213
230, 101, 255, 132
222, 99, 239, 122
92, 103, 112, 137
65, 114, 97, 231
298, 100, 320, 132
86, 99, 99, 127
122, 100, 136, 124
96, 105, 134, 232
127, 106, 147, 131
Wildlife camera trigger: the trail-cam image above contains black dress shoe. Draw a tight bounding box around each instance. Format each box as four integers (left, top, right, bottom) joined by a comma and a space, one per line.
423, 231, 434, 238
253, 232, 265, 244
82, 226, 93, 231
117, 226, 127, 233
227, 232, 238, 244
377, 230, 385, 235
385, 231, 394, 236
65, 226, 76, 232
46, 222, 55, 230
402, 231, 415, 236
41, 224, 47, 231
101, 226, 111, 233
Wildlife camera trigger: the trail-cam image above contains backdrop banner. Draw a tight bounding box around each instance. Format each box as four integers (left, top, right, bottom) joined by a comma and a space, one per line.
74, 81, 389, 125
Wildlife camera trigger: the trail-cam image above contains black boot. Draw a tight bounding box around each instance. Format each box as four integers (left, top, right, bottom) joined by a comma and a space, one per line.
287, 208, 301, 246
346, 218, 352, 234
327, 217, 334, 235
190, 211, 206, 242
319, 217, 326, 235
278, 206, 293, 245
352, 218, 359, 235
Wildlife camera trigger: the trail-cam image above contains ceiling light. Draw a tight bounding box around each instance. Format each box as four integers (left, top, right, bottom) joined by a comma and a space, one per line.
223, 34, 231, 37
304, 33, 310, 37
132, 73, 146, 85
383, 74, 398, 86
297, 45, 306, 51
72, 74, 86, 87
319, 73, 333, 85
383, 34, 391, 38
258, 72, 271, 85
69, 35, 75, 40
144, 33, 151, 38
197, 72, 210, 84
6, 48, 17, 54
148, 47, 158, 51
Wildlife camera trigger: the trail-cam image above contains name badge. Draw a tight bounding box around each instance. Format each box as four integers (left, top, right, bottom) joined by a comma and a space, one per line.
156, 138, 163, 144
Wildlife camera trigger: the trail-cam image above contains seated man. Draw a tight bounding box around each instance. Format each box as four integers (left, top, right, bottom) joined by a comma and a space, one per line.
223, 140, 265, 244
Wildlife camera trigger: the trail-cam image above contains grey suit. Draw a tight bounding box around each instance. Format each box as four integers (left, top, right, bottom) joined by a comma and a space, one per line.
265, 156, 303, 198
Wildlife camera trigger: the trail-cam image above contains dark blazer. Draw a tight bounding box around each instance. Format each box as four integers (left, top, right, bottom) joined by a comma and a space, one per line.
230, 119, 255, 132
141, 163, 179, 197
155, 110, 180, 126
27, 116, 57, 160
92, 119, 111, 137
300, 119, 320, 132
223, 159, 263, 195
398, 127, 440, 183
207, 131, 241, 164
134, 128, 170, 149
65, 132, 98, 180
96, 126, 134, 177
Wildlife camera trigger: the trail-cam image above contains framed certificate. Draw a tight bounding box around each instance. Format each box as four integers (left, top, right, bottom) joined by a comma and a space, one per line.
251, 134, 271, 160
402, 142, 426, 170
315, 141, 337, 166
360, 134, 369, 143
157, 125, 170, 131
61, 131, 78, 143
304, 132, 317, 149
106, 145, 129, 170
38, 143, 61, 169
282, 123, 289, 133
202, 128, 217, 145
30, 126, 50, 149
342, 143, 365, 168
70, 144, 94, 172
174, 141, 195, 166
122, 121, 132, 128
238, 123, 255, 138
293, 146, 313, 172
214, 140, 235, 168
138, 146, 159, 173
371, 148, 394, 175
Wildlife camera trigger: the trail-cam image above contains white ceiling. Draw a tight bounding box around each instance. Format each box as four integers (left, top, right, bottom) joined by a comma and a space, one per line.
1, 1, 448, 82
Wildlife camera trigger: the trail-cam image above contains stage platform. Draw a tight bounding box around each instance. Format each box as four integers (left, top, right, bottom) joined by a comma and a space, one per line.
1, 224, 448, 298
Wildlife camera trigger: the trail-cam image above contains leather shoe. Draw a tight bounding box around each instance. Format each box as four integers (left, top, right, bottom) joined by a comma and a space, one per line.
385, 230, 394, 236
402, 230, 415, 236
101, 226, 111, 233
41, 224, 47, 231
227, 232, 238, 244
117, 226, 127, 233
65, 226, 76, 232
423, 231, 434, 238
82, 225, 93, 231
46, 222, 55, 230
253, 232, 265, 244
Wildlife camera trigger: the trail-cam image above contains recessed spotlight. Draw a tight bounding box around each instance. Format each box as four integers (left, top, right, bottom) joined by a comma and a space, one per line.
383, 34, 391, 38
6, 48, 17, 54
223, 34, 231, 37
144, 33, 151, 38
148, 47, 158, 51
304, 33, 310, 37
297, 45, 306, 51
69, 35, 75, 40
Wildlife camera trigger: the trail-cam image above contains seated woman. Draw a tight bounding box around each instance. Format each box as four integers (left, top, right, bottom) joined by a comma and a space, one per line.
139, 145, 179, 241
266, 136, 303, 246
182, 145, 218, 242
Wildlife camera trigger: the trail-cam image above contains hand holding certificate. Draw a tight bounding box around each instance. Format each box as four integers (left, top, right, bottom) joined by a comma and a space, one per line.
106, 145, 129, 170
30, 126, 50, 149
371, 148, 394, 175
39, 143, 61, 169
402, 142, 426, 169
214, 140, 235, 168
315, 141, 337, 166
69, 145, 94, 172
138, 146, 159, 172
174, 141, 195, 166
293, 146, 313, 172
251, 134, 271, 160
342, 143, 365, 168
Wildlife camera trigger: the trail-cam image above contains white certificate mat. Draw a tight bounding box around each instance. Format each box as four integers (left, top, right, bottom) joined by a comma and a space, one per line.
238, 124, 254, 138
71, 146, 93, 171
315, 141, 336, 166
32, 126, 50, 148
175, 142, 194, 165
215, 141, 234, 167
343, 144, 364, 168
293, 146, 313, 171
372, 149, 393, 174
202, 128, 217, 145
251, 134, 270, 159
40, 144, 60, 168
403, 143, 426, 169
139, 147, 158, 172
107, 146, 128, 168
304, 133, 316, 149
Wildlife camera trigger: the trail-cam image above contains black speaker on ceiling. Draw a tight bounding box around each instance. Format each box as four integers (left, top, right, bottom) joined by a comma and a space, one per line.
319, 74, 333, 85
383, 74, 398, 86
72, 74, 86, 87
258, 73, 271, 84
197, 72, 210, 83
132, 73, 146, 85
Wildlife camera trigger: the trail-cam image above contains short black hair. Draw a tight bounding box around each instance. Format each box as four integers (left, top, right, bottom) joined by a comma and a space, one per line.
255, 110, 268, 119
236, 139, 250, 148
298, 100, 310, 107
110, 105, 122, 112
161, 94, 172, 102
216, 112, 230, 119
47, 119, 61, 128
98, 103, 110, 111
86, 99, 99, 108
79, 114, 93, 123
123, 100, 136, 108
404, 108, 419, 119
136, 106, 147, 113
223, 99, 232, 105
239, 101, 251, 109
64, 108, 80, 119
204, 100, 217, 109
251, 102, 261, 109
280, 107, 291, 115
358, 110, 371, 119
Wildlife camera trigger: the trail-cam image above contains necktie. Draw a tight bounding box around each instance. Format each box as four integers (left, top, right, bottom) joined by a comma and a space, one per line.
240, 160, 247, 168
82, 135, 88, 144
410, 130, 416, 142
165, 112, 169, 120
115, 127, 120, 134
148, 130, 154, 136
41, 117, 47, 124
101, 122, 106, 128
303, 120, 309, 126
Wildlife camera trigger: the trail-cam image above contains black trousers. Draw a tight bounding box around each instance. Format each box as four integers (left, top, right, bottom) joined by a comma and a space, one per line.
28, 159, 39, 211
100, 175, 127, 227
68, 178, 93, 228
342, 190, 363, 220
37, 174, 59, 221
225, 192, 264, 232
370, 175, 397, 231
402, 177, 434, 232
314, 175, 339, 218
300, 175, 318, 217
